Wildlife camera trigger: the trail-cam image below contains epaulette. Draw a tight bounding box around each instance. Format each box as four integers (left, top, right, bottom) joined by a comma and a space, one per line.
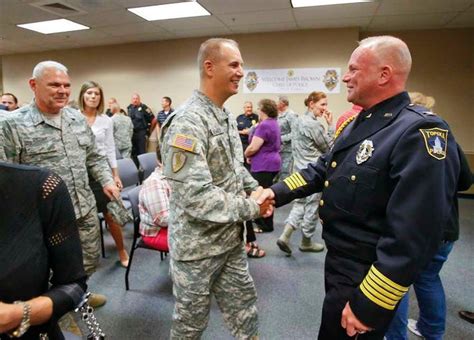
335, 114, 357, 138
406, 104, 436, 117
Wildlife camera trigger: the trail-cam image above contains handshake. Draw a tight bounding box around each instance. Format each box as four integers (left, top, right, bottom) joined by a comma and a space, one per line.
249, 186, 275, 218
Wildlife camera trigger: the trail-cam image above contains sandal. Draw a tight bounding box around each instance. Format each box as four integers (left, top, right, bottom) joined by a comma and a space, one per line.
246, 243, 266, 258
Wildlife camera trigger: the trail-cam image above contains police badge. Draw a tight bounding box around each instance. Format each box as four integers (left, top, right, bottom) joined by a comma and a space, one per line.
245, 72, 258, 92
323, 69, 339, 91
356, 140, 374, 165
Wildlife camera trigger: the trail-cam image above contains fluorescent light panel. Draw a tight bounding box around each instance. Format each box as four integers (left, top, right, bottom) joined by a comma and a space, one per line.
292, 0, 373, 8
128, 1, 210, 21
17, 19, 89, 34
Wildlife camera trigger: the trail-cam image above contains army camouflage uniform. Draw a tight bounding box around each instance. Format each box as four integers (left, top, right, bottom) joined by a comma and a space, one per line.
160, 90, 261, 339
277, 110, 296, 180
286, 114, 334, 238
0, 103, 114, 276
112, 112, 133, 158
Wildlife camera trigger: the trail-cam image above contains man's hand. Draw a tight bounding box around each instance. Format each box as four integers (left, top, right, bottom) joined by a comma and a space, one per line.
103, 183, 121, 201
250, 187, 275, 217
256, 188, 276, 217
341, 302, 372, 337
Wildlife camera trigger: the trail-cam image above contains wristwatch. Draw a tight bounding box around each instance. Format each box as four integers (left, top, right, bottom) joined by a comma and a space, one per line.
9, 301, 31, 338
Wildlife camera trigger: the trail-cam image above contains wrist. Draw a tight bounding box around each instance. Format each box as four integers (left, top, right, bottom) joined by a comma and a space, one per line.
8, 301, 31, 337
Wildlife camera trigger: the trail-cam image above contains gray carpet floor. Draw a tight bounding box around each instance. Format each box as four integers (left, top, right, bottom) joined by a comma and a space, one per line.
85, 198, 474, 339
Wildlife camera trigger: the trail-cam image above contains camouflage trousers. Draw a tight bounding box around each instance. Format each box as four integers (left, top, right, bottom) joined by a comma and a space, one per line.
278, 151, 293, 181
170, 244, 258, 339
285, 192, 322, 239
119, 147, 132, 159
76, 208, 101, 277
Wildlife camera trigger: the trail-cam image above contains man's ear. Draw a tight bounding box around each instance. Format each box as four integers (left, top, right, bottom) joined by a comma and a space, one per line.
29, 78, 36, 91
379, 65, 392, 85
203, 59, 214, 77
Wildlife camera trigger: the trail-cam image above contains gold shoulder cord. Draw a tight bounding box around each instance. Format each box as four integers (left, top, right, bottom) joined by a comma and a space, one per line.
335, 114, 357, 138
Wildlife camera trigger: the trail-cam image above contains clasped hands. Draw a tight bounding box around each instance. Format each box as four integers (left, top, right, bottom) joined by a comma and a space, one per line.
249, 187, 276, 217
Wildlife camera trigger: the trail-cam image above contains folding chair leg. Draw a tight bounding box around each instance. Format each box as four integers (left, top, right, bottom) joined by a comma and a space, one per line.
99, 220, 106, 258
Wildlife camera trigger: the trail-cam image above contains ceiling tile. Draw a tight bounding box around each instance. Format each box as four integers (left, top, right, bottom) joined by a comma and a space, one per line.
0, 2, 57, 25
368, 13, 459, 31
172, 26, 232, 38
98, 22, 169, 37
230, 22, 299, 34
297, 17, 372, 29
199, 0, 289, 15
293, 2, 379, 21
446, 9, 474, 27
73, 9, 145, 28
154, 16, 226, 32
377, 0, 474, 15
219, 9, 295, 26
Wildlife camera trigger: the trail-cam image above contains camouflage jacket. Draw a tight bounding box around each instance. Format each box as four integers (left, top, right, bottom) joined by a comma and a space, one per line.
0, 102, 114, 219
112, 113, 133, 150
160, 90, 260, 261
277, 110, 296, 153
292, 113, 334, 171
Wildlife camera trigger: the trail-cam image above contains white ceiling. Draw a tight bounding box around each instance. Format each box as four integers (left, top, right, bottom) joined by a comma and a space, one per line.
0, 0, 473, 56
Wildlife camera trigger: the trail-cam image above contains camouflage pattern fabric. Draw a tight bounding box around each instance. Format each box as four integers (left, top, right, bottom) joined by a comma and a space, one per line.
0, 103, 114, 219
170, 244, 258, 339
112, 113, 133, 158
160, 90, 260, 339
76, 208, 101, 276
285, 113, 334, 238
285, 192, 322, 238
277, 110, 296, 179
160, 90, 260, 261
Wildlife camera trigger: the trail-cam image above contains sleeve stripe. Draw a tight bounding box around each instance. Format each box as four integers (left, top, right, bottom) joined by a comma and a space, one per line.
283, 172, 307, 191
366, 272, 405, 299
364, 277, 398, 303
371, 266, 409, 293
360, 281, 396, 310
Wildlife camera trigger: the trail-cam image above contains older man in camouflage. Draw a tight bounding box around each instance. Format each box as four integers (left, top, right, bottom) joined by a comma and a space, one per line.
277, 95, 296, 180
161, 38, 269, 339
0, 60, 119, 307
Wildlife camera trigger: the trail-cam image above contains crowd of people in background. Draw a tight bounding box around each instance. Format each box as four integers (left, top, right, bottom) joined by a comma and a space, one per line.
0, 34, 472, 340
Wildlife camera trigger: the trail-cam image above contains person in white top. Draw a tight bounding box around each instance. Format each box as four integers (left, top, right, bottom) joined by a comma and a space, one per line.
79, 81, 129, 267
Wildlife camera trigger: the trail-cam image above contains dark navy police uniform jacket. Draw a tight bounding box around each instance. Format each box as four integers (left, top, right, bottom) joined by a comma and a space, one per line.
271, 92, 460, 331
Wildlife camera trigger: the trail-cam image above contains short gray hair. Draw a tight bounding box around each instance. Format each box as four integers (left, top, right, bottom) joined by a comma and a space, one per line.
197, 38, 239, 78
32, 61, 68, 79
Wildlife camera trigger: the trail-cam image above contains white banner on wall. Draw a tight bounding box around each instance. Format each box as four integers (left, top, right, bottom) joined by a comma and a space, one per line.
243, 68, 341, 94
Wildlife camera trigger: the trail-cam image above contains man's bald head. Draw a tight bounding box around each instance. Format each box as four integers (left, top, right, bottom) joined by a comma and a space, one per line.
197, 38, 239, 78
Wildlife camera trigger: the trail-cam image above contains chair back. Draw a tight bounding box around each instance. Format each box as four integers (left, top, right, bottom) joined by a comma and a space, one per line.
117, 158, 139, 188
137, 152, 158, 182
126, 185, 142, 222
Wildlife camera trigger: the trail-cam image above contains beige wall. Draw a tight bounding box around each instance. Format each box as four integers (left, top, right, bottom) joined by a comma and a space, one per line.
2, 27, 473, 151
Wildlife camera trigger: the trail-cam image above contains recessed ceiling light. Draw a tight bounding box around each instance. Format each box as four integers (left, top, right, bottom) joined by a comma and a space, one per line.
17, 19, 89, 34
128, 1, 210, 21
291, 0, 373, 8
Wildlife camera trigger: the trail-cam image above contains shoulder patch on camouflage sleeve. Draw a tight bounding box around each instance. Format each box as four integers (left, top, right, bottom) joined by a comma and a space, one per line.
419, 128, 448, 160
172, 151, 187, 173
171, 133, 197, 153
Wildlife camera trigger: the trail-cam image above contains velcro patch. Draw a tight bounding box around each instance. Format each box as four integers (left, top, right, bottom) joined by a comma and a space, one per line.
171, 134, 197, 153
419, 128, 448, 160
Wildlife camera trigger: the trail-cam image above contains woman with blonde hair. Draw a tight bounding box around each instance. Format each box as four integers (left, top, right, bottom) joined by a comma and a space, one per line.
79, 81, 129, 268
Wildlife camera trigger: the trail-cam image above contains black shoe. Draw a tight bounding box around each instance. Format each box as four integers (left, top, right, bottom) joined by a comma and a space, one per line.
459, 311, 474, 324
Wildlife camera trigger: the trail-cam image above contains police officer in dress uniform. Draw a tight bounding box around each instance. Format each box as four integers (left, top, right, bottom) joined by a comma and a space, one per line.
160, 38, 270, 339
127, 93, 153, 158
257, 36, 460, 339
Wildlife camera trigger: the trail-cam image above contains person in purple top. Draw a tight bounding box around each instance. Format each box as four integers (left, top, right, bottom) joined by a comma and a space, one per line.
245, 99, 281, 232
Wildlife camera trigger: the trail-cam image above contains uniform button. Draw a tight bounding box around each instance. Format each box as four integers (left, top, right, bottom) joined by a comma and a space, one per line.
324, 180, 329, 187
331, 161, 337, 168
351, 175, 356, 181
319, 200, 324, 207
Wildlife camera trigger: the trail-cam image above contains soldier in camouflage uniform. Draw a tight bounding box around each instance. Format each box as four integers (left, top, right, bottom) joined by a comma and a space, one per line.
276, 96, 296, 180
277, 92, 334, 255
0, 61, 119, 307
160, 38, 269, 340
111, 102, 133, 158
